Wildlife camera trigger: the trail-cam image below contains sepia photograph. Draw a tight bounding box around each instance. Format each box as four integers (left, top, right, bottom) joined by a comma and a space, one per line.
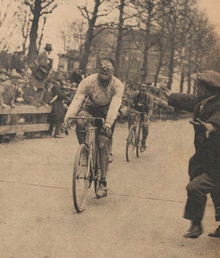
0, 0, 220, 257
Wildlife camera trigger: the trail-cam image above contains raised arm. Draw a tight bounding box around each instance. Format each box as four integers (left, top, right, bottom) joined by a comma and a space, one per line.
105, 81, 125, 126
64, 80, 87, 122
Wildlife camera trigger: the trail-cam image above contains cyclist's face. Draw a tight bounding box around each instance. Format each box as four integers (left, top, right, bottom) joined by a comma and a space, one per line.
139, 88, 146, 97
98, 60, 114, 80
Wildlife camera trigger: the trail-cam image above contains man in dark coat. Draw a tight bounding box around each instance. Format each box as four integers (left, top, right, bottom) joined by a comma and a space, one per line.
29, 43, 53, 103
162, 70, 220, 238
48, 81, 67, 138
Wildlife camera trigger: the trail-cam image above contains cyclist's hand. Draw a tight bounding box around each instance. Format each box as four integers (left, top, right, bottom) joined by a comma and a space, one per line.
103, 122, 112, 137
60, 120, 72, 135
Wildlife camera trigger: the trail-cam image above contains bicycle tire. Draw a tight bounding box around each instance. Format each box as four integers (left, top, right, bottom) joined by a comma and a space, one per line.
94, 152, 101, 196
72, 144, 90, 213
126, 125, 136, 162
136, 126, 143, 158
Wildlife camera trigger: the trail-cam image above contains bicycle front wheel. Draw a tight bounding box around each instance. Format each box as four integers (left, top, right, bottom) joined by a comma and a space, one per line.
126, 125, 136, 162
72, 144, 90, 213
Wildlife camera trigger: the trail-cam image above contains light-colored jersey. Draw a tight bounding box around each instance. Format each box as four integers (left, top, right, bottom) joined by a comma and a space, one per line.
65, 73, 125, 125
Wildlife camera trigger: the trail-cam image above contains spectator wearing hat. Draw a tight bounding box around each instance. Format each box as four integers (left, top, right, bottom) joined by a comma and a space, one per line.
162, 70, 220, 239
29, 43, 53, 104
0, 71, 23, 132
11, 51, 26, 74
70, 69, 83, 87
48, 80, 68, 138
0, 70, 22, 108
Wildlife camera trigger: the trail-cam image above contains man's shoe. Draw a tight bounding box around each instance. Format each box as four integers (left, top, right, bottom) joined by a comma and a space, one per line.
109, 153, 113, 163
208, 226, 220, 238
184, 223, 203, 238
96, 184, 107, 198
54, 135, 64, 138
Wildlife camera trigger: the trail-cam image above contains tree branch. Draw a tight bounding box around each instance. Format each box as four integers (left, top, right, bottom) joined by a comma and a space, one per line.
24, 0, 34, 14
40, 4, 57, 16
42, 0, 55, 10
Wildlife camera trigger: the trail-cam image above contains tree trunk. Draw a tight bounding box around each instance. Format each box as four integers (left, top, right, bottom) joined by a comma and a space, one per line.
79, 0, 101, 73
167, 44, 174, 90
154, 48, 164, 87
115, 0, 125, 79
27, 0, 42, 65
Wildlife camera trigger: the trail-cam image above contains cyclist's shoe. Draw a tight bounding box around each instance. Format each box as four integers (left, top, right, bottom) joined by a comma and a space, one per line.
96, 184, 108, 198
208, 225, 220, 238
140, 143, 146, 152
109, 153, 114, 163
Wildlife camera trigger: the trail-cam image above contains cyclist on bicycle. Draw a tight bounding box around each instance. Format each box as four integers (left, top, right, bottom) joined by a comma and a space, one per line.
127, 83, 154, 152
62, 57, 125, 198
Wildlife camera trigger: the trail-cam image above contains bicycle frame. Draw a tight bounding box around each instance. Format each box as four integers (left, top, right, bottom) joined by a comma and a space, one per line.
69, 116, 104, 181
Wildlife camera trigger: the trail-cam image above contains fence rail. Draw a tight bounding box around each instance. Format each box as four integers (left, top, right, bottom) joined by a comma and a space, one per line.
0, 105, 52, 136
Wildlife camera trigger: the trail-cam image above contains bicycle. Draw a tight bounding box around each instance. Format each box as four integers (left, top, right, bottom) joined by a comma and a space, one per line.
126, 111, 146, 162
66, 116, 105, 213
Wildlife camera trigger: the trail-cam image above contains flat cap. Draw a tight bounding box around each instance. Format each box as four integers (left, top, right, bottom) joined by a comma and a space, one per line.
196, 70, 220, 88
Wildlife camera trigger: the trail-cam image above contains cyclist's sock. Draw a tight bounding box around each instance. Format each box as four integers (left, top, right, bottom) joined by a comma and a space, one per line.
99, 179, 107, 187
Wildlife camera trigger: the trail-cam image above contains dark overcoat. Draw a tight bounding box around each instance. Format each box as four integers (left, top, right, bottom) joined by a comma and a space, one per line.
29, 52, 52, 90
51, 83, 67, 122
168, 93, 220, 182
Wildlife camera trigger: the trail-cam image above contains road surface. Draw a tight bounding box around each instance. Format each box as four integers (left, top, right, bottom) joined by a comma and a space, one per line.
1, 119, 219, 258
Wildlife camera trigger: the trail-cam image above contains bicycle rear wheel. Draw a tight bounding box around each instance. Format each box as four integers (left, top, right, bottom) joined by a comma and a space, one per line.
136, 126, 143, 158
72, 144, 90, 213
126, 125, 136, 162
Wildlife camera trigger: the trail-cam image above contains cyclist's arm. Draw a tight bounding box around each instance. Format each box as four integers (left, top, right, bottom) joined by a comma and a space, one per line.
147, 94, 154, 120
106, 82, 125, 126
64, 80, 87, 122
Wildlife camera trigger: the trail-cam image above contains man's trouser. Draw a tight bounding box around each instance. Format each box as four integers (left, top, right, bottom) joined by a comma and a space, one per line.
184, 173, 220, 222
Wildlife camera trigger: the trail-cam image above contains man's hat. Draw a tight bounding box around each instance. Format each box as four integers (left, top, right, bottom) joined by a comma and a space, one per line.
44, 43, 53, 51
191, 70, 220, 88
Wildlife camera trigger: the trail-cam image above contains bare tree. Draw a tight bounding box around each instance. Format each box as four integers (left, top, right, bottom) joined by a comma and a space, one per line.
16, 2, 32, 55
78, 0, 113, 73
133, 0, 159, 82
24, 0, 57, 64
112, 0, 137, 78
60, 20, 86, 53
0, 0, 19, 50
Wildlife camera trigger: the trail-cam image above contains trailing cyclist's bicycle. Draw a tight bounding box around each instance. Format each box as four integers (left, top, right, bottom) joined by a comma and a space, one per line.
126, 112, 146, 162
66, 117, 105, 213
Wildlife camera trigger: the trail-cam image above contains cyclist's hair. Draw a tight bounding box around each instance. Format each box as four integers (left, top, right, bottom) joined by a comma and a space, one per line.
98, 57, 116, 68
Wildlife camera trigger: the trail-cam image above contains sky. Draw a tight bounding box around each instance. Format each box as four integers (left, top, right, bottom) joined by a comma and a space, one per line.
23, 0, 219, 68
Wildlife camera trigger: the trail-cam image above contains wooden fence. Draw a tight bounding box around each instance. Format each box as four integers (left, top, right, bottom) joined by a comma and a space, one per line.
0, 105, 52, 136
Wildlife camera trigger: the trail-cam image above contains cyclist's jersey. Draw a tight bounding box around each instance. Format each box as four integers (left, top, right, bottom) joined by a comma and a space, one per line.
65, 73, 125, 125
130, 91, 154, 113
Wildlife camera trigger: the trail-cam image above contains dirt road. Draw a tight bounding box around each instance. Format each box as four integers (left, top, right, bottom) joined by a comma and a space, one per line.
1, 119, 219, 258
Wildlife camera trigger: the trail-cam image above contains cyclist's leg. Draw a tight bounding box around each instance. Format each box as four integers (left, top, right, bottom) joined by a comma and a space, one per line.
75, 105, 95, 144
140, 115, 149, 151
96, 122, 115, 197
75, 110, 89, 144
128, 111, 136, 129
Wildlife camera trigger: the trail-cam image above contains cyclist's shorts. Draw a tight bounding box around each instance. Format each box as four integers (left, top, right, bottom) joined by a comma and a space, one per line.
78, 105, 115, 139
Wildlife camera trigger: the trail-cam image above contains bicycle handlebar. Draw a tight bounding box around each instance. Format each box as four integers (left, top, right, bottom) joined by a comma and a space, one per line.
67, 116, 105, 125
63, 116, 105, 135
